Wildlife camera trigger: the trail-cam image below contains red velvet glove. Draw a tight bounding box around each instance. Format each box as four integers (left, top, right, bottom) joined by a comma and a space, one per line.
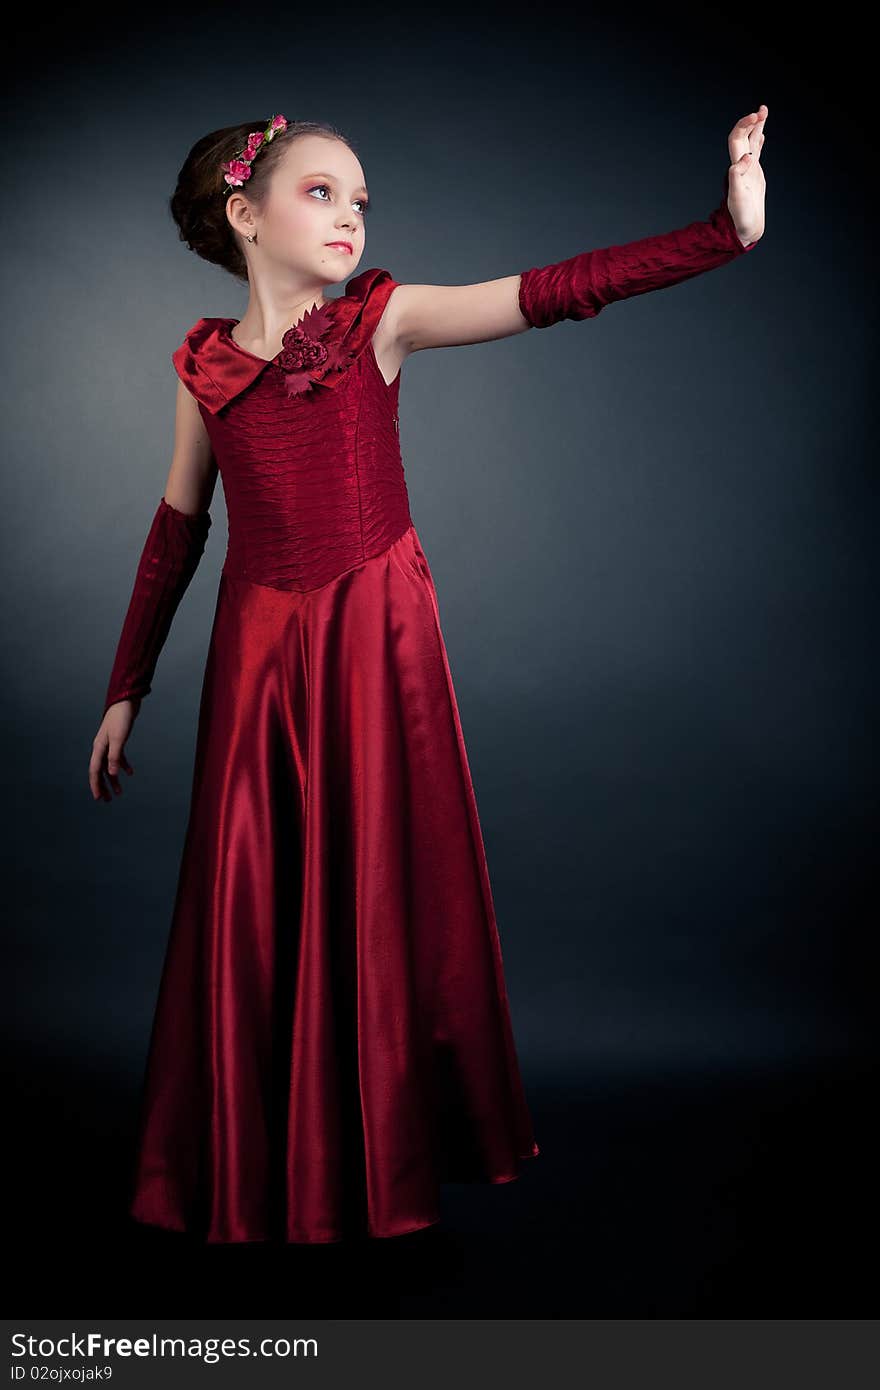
102, 497, 212, 718
518, 182, 755, 329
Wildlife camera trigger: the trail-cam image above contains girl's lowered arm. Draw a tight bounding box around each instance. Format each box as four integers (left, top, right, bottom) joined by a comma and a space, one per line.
100, 380, 219, 719
390, 106, 767, 353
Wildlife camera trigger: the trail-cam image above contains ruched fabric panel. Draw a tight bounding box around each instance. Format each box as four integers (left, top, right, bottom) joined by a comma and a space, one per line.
201, 343, 412, 592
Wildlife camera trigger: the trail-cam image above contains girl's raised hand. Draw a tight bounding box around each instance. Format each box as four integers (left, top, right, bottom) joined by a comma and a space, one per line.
727, 104, 767, 246
89, 700, 139, 803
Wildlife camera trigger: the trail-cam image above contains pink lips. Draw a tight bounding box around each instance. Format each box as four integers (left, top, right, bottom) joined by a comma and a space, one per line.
326, 241, 353, 253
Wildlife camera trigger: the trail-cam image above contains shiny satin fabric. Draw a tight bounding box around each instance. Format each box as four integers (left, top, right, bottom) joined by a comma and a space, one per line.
171, 266, 402, 416
130, 525, 539, 1242
129, 267, 539, 1242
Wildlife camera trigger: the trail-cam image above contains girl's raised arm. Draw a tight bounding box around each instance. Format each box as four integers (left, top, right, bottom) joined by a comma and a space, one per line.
390, 107, 766, 354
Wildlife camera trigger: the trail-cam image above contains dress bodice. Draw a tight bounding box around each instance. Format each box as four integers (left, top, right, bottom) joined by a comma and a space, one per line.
171, 267, 412, 592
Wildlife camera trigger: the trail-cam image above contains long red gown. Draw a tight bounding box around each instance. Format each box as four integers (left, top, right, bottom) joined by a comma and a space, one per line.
128, 267, 539, 1243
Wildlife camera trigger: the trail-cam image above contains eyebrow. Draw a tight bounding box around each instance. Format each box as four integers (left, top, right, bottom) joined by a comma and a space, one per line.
300, 171, 370, 198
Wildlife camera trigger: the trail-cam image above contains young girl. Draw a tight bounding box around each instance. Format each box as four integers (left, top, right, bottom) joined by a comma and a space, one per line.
90, 107, 766, 1245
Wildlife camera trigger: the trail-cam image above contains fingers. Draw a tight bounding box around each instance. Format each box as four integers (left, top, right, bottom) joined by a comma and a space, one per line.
747, 106, 767, 162
728, 104, 768, 165
107, 740, 133, 780
89, 730, 134, 803
89, 738, 112, 803
105, 737, 129, 798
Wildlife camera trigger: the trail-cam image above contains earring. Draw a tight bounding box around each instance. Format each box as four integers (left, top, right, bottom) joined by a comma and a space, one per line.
245, 232, 257, 244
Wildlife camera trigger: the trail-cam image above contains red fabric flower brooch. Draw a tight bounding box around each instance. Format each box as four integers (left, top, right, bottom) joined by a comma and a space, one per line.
277, 301, 353, 399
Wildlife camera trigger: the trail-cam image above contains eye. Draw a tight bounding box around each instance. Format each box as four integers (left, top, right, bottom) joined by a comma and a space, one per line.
307, 184, 370, 217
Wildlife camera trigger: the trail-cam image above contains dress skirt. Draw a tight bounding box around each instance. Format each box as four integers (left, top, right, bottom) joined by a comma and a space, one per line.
128, 521, 539, 1243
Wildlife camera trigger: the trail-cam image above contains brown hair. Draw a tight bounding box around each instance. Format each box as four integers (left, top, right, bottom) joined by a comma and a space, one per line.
169, 118, 355, 284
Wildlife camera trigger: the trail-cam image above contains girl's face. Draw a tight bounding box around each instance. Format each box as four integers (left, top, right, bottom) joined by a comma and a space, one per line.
253, 134, 370, 281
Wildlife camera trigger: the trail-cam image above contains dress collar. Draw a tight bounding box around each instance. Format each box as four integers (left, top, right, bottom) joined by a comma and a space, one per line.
172, 266, 398, 415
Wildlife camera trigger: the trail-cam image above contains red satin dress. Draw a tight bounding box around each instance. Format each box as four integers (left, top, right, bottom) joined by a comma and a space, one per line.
129, 267, 539, 1243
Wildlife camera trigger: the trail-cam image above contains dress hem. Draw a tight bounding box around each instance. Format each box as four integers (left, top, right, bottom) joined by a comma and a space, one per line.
127, 1144, 540, 1245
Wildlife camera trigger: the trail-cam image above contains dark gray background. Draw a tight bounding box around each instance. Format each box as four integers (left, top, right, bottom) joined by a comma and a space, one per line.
5, 0, 876, 1317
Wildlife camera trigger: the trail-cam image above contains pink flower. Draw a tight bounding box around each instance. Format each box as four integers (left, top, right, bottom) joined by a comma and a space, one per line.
220, 116, 288, 194
222, 158, 254, 188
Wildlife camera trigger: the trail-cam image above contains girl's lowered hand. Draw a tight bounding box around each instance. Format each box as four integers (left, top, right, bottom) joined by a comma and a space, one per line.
89, 699, 139, 803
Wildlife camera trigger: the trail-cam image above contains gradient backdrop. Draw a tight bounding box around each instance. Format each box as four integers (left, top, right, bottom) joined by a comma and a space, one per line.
4, 0, 876, 1317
